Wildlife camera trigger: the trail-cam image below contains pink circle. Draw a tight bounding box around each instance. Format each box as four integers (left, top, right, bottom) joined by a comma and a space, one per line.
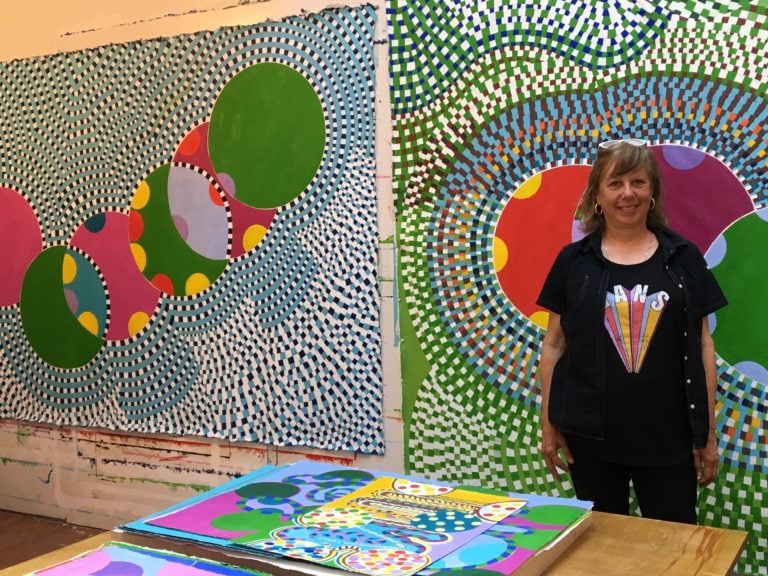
0, 188, 43, 306
70, 211, 160, 340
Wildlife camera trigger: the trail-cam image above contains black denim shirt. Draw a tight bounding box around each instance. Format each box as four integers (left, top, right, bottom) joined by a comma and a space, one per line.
537, 227, 727, 448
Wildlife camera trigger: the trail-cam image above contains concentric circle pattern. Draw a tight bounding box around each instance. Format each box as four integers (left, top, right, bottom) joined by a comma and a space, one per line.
391, 1, 768, 572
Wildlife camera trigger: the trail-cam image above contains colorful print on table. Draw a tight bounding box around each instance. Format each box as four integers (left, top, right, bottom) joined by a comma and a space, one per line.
0, 5, 383, 454
124, 461, 592, 575
26, 541, 272, 576
390, 1, 768, 572
241, 476, 525, 576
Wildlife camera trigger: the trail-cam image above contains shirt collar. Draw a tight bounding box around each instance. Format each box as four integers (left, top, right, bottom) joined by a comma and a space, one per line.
580, 227, 687, 259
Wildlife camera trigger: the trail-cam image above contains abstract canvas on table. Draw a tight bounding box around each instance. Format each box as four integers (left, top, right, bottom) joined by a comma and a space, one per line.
26, 541, 271, 576
0, 5, 383, 454
131, 461, 374, 545
236, 476, 525, 576
125, 461, 592, 575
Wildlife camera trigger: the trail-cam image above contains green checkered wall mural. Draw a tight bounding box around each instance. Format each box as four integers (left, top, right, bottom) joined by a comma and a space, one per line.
389, 2, 767, 573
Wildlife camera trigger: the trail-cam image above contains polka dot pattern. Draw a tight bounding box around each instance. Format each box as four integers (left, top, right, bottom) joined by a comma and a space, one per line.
412, 509, 482, 532
392, 479, 453, 496
478, 500, 528, 522
301, 507, 373, 529
341, 549, 430, 576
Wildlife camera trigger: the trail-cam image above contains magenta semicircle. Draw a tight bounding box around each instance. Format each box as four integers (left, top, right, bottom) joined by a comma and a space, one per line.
654, 146, 753, 254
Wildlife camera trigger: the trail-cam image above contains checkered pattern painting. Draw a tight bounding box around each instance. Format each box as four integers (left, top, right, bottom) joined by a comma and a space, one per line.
0, 5, 384, 455
390, 1, 768, 572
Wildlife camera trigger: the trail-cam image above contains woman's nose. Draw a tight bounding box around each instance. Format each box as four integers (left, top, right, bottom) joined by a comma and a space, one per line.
618, 181, 634, 195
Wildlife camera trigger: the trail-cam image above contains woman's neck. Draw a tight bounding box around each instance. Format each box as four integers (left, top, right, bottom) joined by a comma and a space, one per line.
602, 225, 651, 244
601, 227, 657, 264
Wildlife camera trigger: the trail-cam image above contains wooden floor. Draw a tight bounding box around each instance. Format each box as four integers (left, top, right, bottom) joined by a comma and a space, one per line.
0, 509, 102, 570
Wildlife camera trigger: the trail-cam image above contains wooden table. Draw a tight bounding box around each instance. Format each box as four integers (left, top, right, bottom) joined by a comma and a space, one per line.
544, 512, 748, 576
0, 512, 747, 576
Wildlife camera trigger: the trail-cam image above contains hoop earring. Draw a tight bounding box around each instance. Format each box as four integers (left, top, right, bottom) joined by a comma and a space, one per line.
594, 203, 603, 215
650, 197, 656, 211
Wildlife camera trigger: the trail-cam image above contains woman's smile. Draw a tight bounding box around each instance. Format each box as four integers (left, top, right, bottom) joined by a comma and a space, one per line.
597, 165, 653, 229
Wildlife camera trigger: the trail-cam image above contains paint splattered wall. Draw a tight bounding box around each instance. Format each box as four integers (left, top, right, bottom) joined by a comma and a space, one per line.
390, 2, 767, 573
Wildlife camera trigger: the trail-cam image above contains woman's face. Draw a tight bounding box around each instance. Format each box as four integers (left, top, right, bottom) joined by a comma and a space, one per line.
595, 163, 654, 233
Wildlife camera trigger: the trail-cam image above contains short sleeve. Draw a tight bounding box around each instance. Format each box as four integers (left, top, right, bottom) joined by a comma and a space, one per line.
689, 246, 728, 315
536, 246, 572, 315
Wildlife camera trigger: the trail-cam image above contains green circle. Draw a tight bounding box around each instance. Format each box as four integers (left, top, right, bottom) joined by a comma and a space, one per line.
20, 246, 103, 368
236, 481, 300, 499
212, 510, 283, 535
710, 213, 768, 370
133, 164, 227, 296
209, 62, 325, 209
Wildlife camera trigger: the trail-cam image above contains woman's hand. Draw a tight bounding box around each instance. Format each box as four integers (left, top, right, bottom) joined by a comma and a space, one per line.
541, 421, 574, 482
693, 432, 719, 486
697, 321, 719, 487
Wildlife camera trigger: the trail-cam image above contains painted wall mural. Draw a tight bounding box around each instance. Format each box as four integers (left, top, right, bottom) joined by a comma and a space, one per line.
0, 5, 384, 454
389, 1, 767, 573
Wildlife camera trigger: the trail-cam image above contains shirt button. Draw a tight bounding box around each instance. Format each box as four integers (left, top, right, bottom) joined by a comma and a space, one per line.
690, 404, 696, 410
678, 284, 683, 289
686, 379, 691, 384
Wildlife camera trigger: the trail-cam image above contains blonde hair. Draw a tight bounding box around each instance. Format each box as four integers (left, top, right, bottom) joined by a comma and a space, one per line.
576, 142, 668, 234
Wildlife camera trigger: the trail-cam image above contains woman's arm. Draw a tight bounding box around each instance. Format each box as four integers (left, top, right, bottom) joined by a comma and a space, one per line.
694, 317, 719, 486
539, 312, 573, 481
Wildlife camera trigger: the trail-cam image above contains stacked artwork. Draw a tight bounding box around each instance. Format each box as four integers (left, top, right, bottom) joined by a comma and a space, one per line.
124, 460, 592, 575
26, 542, 272, 576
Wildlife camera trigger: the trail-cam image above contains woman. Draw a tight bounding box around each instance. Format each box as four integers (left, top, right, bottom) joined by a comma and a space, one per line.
536, 139, 727, 523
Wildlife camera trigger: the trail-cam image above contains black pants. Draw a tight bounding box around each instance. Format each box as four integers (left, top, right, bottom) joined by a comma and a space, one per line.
568, 449, 698, 524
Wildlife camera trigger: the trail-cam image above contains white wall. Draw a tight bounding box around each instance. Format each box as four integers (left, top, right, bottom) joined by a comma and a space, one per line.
0, 0, 400, 530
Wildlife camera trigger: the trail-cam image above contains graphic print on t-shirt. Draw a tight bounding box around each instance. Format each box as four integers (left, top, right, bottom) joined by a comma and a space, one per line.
604, 284, 670, 373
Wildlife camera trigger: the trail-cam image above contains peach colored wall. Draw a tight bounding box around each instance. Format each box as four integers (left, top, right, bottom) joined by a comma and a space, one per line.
0, 0, 399, 530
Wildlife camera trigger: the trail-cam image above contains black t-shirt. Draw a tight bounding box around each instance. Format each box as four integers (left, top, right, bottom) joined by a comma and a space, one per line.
567, 246, 693, 466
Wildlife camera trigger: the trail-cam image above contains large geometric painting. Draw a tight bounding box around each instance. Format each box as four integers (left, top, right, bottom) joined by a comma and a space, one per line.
0, 5, 384, 455
390, 1, 768, 573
